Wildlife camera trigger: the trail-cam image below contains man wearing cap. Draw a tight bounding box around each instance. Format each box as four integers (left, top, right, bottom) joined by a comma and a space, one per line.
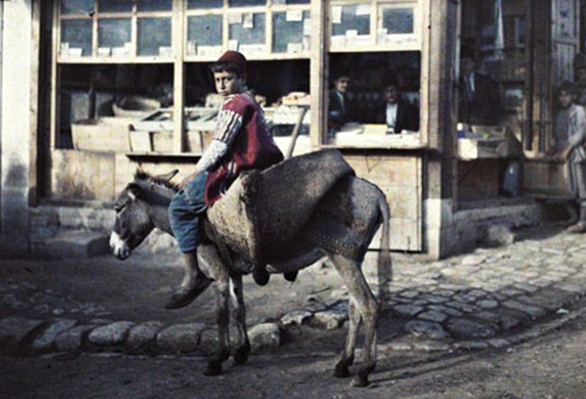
165, 51, 284, 309
458, 49, 502, 125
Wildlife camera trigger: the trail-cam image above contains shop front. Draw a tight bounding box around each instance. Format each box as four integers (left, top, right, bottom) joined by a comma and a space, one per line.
4, 0, 580, 258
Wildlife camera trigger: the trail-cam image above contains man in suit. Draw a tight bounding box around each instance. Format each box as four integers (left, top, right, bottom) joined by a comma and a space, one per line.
328, 72, 351, 131
458, 52, 502, 125
374, 80, 420, 133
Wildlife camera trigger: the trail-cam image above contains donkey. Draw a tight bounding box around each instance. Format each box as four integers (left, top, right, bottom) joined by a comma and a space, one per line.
109, 168, 391, 387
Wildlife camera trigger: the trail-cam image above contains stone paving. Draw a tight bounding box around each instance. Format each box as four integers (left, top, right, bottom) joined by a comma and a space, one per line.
2, 224, 586, 357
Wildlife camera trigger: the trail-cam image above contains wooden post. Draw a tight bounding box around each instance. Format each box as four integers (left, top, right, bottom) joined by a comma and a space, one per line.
172, 0, 185, 154
309, 0, 326, 148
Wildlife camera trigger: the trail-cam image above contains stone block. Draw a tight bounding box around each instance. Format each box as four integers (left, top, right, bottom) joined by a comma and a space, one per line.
445, 318, 497, 339
281, 310, 313, 327
404, 320, 451, 340
54, 324, 97, 352
31, 319, 77, 353
314, 309, 348, 330
156, 323, 206, 354
88, 321, 135, 348
248, 323, 280, 353
126, 321, 165, 354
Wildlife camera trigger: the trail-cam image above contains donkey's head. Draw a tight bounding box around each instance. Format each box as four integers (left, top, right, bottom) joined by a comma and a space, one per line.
110, 169, 179, 260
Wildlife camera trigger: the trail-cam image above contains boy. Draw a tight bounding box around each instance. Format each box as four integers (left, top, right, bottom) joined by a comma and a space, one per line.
551, 81, 586, 233
166, 51, 284, 309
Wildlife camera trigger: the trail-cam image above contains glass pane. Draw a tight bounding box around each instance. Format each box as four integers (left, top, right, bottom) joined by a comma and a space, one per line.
61, 0, 94, 15
61, 19, 93, 57
98, 18, 132, 48
138, 18, 172, 56
272, 10, 310, 53
331, 5, 370, 36
98, 0, 132, 13
188, 15, 223, 46
382, 8, 414, 34
229, 13, 265, 45
187, 0, 223, 9
137, 0, 173, 12
229, 0, 266, 7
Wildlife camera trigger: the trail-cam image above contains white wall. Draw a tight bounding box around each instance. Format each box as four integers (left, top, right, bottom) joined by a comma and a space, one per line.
0, 0, 33, 255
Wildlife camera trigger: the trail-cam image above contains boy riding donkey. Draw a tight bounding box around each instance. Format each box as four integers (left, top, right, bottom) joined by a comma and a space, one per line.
166, 51, 285, 309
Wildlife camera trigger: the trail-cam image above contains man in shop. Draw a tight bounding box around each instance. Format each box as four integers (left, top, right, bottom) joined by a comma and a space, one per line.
165, 50, 284, 309
373, 79, 419, 133
458, 49, 502, 126
328, 71, 352, 131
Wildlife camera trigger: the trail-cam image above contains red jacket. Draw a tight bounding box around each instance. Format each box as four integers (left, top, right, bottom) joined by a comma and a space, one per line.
205, 92, 284, 205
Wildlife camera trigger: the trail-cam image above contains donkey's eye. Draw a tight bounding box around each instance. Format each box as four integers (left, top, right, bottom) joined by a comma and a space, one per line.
114, 203, 125, 213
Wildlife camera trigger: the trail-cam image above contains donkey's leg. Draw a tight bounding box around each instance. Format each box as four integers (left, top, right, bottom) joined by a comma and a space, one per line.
329, 253, 379, 387
229, 272, 250, 365
198, 246, 231, 376
334, 295, 361, 378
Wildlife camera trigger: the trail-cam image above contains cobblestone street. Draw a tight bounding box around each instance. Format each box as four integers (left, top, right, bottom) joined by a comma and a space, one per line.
1, 222, 586, 359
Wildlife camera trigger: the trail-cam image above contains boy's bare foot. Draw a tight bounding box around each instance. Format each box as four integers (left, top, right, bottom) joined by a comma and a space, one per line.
165, 276, 213, 309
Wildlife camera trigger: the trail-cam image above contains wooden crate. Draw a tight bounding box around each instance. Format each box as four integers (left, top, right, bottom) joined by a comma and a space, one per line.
523, 159, 570, 198
71, 117, 133, 152
151, 131, 173, 153
457, 159, 500, 201
128, 130, 153, 152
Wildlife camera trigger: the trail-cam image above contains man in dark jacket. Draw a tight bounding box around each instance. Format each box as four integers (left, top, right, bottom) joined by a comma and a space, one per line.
328, 72, 351, 130
458, 52, 502, 125
373, 80, 419, 133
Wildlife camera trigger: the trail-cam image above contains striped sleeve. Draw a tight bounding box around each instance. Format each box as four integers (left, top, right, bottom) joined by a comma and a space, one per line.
195, 140, 229, 173
214, 97, 244, 145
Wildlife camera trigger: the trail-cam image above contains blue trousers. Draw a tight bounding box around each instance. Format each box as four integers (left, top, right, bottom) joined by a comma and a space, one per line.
168, 172, 208, 253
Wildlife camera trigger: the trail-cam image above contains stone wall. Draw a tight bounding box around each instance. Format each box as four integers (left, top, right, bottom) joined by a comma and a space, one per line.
0, 0, 33, 256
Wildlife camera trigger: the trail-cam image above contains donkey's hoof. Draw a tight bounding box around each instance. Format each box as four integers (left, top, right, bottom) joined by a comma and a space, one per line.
333, 363, 351, 378
350, 375, 369, 387
203, 359, 222, 376
232, 346, 250, 365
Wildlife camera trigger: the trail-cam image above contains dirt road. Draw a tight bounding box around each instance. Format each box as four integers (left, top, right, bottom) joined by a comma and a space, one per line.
1, 299, 586, 398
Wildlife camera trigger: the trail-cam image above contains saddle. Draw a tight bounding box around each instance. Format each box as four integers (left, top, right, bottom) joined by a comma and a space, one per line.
206, 149, 355, 268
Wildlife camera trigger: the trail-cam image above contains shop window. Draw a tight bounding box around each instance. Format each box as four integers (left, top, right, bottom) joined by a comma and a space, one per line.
98, 0, 132, 13
326, 52, 421, 147
60, 19, 93, 57
381, 7, 414, 35
187, 15, 224, 56
272, 10, 311, 54
57, 64, 173, 151
228, 12, 266, 54
137, 0, 173, 12
61, 0, 94, 15
98, 18, 132, 54
230, 0, 266, 7
331, 4, 371, 48
137, 17, 172, 56
187, 0, 223, 9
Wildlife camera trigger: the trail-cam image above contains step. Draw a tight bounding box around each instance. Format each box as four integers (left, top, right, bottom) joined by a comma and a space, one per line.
41, 230, 110, 259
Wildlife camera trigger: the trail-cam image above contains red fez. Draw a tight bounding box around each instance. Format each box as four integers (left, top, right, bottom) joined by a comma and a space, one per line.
217, 50, 247, 71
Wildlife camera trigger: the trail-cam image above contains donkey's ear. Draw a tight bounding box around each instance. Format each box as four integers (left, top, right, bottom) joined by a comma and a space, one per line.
127, 183, 142, 200
154, 169, 179, 182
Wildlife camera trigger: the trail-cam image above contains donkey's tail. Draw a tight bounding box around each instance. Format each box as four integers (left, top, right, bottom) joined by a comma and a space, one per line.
376, 194, 392, 302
